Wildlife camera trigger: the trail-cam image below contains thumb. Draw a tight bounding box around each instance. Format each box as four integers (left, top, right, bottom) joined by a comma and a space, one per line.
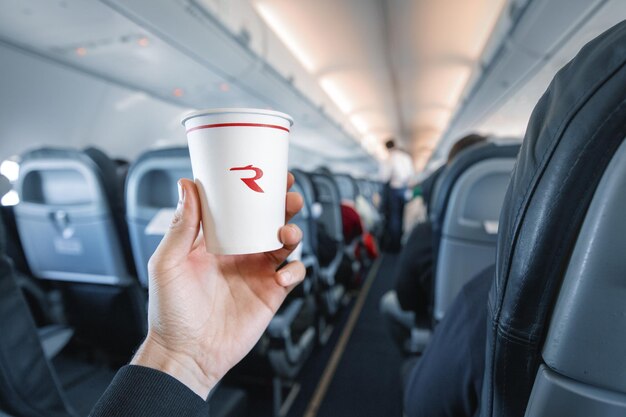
150, 179, 201, 271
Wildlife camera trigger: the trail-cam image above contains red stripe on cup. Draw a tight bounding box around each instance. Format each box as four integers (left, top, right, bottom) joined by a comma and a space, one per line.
186, 122, 290, 134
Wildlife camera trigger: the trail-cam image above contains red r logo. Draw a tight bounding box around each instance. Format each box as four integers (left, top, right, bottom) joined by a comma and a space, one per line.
229, 164, 264, 193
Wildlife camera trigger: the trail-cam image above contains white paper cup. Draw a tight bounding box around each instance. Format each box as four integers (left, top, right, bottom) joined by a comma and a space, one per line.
181, 108, 292, 255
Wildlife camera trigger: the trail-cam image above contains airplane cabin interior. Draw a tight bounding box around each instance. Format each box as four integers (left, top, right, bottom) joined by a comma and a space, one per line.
1, 1, 626, 416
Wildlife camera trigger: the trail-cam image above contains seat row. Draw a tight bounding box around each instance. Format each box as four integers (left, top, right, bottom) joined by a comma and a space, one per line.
7, 145, 383, 417
382, 140, 520, 353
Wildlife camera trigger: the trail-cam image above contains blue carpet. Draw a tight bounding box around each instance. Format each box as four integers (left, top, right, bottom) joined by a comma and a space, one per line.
315, 254, 403, 417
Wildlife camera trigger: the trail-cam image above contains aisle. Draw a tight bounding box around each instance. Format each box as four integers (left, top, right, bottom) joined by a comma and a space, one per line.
314, 254, 404, 417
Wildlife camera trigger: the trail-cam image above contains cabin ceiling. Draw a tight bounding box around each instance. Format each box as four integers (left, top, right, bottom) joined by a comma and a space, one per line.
0, 0, 508, 172
253, 0, 506, 170
1, 0, 623, 174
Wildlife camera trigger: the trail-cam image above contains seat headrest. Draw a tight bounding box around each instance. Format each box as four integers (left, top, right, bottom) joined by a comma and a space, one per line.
430, 142, 520, 227
126, 146, 191, 182
131, 146, 190, 166
21, 147, 84, 162
483, 21, 626, 417
291, 169, 317, 206
419, 165, 445, 209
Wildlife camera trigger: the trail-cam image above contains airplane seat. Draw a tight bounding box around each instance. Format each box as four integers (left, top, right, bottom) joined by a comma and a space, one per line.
82, 148, 133, 255
428, 142, 520, 268
125, 146, 192, 286
308, 171, 346, 320
0, 207, 83, 417
356, 179, 383, 238
113, 158, 130, 182
0, 205, 32, 276
432, 143, 519, 323
291, 169, 319, 255
1, 206, 247, 417
482, 21, 626, 417
286, 180, 318, 298
14, 147, 146, 358
356, 179, 372, 202
419, 165, 445, 213
127, 151, 310, 414
292, 168, 343, 345
332, 173, 365, 286
382, 143, 519, 355
334, 173, 359, 203
265, 180, 317, 383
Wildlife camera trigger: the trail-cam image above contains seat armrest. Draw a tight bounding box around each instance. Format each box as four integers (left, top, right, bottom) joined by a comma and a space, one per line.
38, 324, 74, 359
267, 299, 304, 337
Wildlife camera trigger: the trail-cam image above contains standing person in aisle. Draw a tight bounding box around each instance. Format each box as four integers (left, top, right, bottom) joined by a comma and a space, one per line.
382, 138, 414, 252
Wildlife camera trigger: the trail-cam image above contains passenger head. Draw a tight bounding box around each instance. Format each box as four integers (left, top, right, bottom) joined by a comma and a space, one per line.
447, 133, 487, 164
385, 139, 396, 150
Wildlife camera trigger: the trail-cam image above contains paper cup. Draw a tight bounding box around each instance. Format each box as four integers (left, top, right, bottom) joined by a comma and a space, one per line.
181, 108, 292, 255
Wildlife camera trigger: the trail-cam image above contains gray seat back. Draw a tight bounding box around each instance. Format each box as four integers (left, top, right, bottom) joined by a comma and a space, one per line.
125, 147, 192, 287
14, 148, 130, 285
524, 138, 626, 416
291, 169, 319, 256
309, 173, 344, 243
289, 182, 314, 259
334, 174, 358, 203
433, 157, 515, 321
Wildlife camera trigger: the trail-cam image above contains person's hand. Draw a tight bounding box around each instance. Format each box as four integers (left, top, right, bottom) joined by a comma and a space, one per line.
131, 173, 305, 399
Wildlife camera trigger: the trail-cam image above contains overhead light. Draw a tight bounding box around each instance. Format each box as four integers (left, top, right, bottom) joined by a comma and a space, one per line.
350, 114, 369, 135
137, 37, 150, 47
319, 77, 353, 114
172, 88, 184, 97
115, 92, 148, 111
254, 2, 316, 73
219, 82, 230, 92
75, 47, 87, 56
0, 159, 19, 182
442, 65, 472, 108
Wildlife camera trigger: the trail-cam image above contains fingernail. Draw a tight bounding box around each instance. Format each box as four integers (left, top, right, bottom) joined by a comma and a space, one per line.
290, 224, 302, 240
279, 270, 293, 286
176, 181, 185, 215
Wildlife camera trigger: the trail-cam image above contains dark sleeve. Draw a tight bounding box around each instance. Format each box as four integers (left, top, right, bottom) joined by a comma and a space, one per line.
403, 266, 494, 417
394, 221, 433, 314
89, 365, 210, 417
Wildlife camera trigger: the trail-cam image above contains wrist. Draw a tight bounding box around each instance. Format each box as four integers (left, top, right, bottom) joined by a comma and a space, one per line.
131, 333, 217, 399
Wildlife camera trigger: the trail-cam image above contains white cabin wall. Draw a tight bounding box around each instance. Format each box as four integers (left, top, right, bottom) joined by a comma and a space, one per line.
0, 42, 187, 161
0, 41, 361, 173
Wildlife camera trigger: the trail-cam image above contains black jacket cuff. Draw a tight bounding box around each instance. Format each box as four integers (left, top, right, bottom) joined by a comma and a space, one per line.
89, 365, 209, 417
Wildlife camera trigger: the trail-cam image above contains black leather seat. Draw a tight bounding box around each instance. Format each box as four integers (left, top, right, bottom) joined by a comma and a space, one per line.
14, 147, 146, 358
481, 20, 626, 417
